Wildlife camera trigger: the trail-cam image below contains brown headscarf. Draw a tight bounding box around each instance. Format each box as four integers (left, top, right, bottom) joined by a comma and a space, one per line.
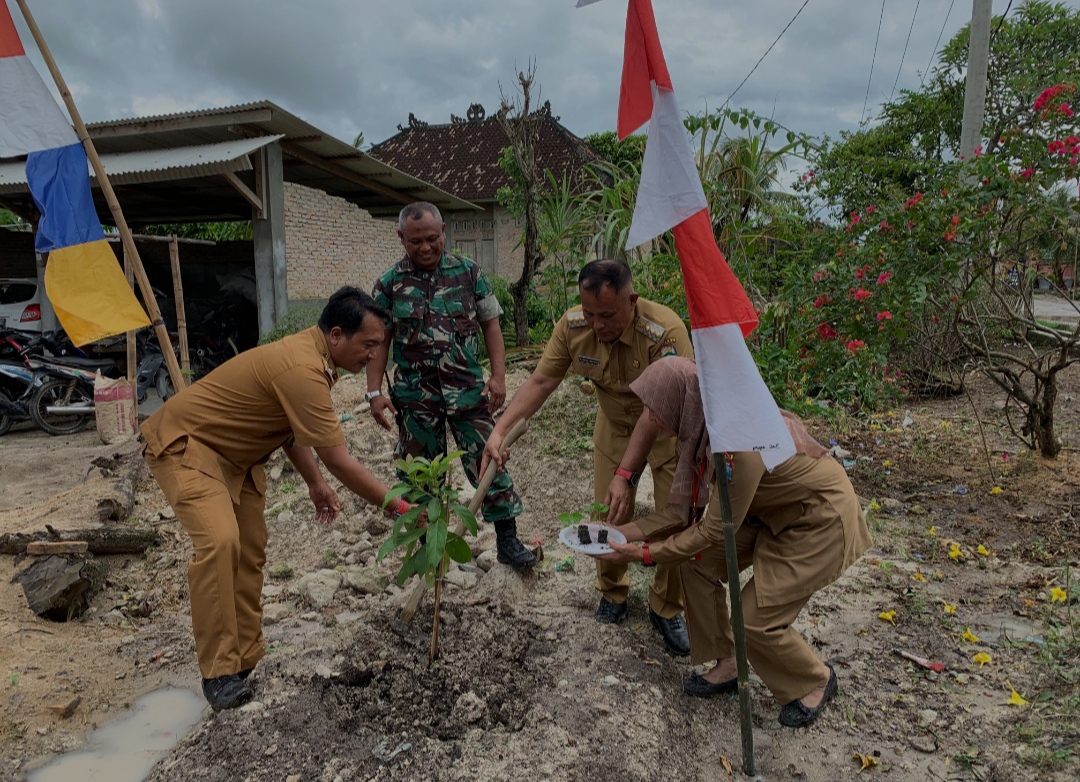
629, 357, 828, 511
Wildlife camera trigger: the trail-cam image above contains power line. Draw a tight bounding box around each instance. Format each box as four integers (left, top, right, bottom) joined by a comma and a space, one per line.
721, 0, 810, 110
990, 0, 1014, 42
861, 0, 886, 124
921, 0, 957, 87
890, 0, 921, 101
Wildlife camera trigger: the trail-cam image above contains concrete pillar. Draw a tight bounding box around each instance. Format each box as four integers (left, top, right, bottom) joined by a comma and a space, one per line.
34, 251, 58, 333
252, 143, 288, 335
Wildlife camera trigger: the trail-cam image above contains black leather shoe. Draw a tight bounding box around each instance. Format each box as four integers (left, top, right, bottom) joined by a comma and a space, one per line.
683, 672, 738, 697
494, 520, 536, 570
778, 663, 837, 728
238, 667, 254, 680
649, 610, 690, 656
595, 596, 629, 624
201, 674, 253, 712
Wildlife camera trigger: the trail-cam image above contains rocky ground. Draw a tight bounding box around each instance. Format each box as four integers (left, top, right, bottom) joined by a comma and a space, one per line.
1, 365, 1078, 781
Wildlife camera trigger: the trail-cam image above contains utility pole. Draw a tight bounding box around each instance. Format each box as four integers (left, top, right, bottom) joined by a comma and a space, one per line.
959, 0, 994, 163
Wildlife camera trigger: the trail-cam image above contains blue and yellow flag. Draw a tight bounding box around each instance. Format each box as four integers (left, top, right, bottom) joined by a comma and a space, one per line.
0, 6, 149, 345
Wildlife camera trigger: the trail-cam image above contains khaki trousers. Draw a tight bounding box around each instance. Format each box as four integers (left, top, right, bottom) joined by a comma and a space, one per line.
683, 520, 830, 704
594, 448, 684, 618
145, 446, 268, 679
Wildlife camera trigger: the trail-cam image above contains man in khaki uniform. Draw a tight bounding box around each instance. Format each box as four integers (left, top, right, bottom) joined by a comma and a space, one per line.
142, 287, 414, 712
482, 260, 693, 655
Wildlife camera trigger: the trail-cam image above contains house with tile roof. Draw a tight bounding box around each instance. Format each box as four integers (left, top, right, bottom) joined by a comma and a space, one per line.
370, 102, 604, 281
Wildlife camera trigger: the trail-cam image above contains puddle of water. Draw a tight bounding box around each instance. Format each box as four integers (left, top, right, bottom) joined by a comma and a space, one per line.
972, 612, 1044, 644
29, 688, 205, 782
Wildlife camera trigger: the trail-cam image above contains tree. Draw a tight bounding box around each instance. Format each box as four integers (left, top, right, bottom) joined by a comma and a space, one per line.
810, 1, 1080, 217
496, 64, 545, 347
584, 131, 646, 172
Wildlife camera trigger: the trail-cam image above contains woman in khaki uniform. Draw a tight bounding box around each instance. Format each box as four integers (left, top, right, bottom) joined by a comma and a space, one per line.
598, 357, 871, 727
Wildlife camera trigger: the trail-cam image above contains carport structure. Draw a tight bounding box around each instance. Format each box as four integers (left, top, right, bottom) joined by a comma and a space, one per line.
0, 100, 477, 334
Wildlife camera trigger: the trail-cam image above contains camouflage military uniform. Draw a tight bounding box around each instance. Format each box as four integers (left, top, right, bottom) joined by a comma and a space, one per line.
372, 252, 522, 522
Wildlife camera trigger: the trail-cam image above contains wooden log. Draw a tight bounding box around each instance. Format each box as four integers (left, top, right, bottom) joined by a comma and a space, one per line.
11, 555, 106, 621
0, 526, 159, 556
26, 542, 88, 555
97, 475, 135, 521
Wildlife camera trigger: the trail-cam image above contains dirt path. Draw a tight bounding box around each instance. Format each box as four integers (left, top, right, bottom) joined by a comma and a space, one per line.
1, 369, 1077, 781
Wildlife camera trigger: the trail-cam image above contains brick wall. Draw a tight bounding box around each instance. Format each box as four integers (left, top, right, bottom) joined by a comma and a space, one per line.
284, 182, 401, 298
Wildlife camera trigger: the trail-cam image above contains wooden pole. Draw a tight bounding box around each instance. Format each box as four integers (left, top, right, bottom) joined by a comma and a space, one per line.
14, 0, 186, 394
715, 453, 755, 776
123, 246, 137, 408
168, 237, 190, 374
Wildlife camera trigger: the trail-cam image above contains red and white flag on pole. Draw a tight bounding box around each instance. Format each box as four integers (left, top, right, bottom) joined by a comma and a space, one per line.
608, 0, 795, 469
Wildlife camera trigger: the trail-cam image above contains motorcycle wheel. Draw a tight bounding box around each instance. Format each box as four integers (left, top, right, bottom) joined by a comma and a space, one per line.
30, 378, 94, 436
0, 389, 12, 436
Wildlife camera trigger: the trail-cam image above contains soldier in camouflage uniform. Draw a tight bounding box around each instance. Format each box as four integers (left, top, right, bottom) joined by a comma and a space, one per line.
366, 202, 535, 569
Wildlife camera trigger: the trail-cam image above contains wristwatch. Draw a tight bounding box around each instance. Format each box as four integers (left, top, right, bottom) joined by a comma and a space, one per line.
365, 390, 383, 402
614, 467, 640, 487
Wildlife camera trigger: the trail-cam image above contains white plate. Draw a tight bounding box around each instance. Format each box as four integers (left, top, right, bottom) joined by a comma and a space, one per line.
558, 523, 627, 555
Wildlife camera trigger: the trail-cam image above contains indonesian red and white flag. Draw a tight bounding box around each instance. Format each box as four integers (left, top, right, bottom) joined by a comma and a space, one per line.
614, 0, 795, 469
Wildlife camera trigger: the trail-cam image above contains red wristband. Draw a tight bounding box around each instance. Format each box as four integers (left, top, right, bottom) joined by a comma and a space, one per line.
641, 541, 653, 566
392, 500, 411, 519
615, 467, 640, 487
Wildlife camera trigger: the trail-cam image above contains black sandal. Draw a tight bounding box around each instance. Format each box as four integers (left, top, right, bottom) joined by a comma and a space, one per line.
778, 663, 837, 727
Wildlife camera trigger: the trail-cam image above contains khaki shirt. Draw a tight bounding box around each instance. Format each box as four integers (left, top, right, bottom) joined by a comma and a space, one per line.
535, 298, 693, 463
646, 452, 872, 607
141, 326, 344, 503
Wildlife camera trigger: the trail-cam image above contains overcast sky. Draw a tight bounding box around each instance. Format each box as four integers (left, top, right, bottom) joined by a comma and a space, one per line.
9, 0, 1080, 156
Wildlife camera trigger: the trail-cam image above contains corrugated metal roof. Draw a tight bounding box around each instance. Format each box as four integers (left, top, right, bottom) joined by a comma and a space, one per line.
0, 135, 281, 193
82, 101, 479, 216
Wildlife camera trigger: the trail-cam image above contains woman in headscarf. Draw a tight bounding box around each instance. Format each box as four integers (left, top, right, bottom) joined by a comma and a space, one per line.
596, 356, 871, 727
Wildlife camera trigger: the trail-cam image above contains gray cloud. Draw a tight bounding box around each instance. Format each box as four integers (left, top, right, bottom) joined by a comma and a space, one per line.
10, 0, 1078, 164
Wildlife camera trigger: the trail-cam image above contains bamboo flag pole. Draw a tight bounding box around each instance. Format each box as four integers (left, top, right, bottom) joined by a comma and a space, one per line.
15, 0, 186, 393
714, 452, 755, 776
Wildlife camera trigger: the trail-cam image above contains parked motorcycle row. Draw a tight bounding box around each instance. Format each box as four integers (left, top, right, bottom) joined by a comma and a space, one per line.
0, 319, 240, 437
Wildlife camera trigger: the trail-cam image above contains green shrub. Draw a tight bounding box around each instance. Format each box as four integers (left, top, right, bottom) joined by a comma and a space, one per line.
259, 303, 323, 345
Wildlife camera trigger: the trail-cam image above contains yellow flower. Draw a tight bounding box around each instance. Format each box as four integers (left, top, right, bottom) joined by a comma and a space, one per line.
1050, 587, 1068, 603
928, 526, 938, 537
963, 628, 980, 643
948, 543, 964, 561
882, 460, 892, 468
868, 499, 882, 512
976, 544, 991, 557
1005, 681, 1029, 707
973, 652, 992, 667
934, 569, 945, 580
941, 421, 950, 429
989, 486, 1003, 495
912, 570, 926, 583
878, 610, 897, 625
943, 603, 957, 615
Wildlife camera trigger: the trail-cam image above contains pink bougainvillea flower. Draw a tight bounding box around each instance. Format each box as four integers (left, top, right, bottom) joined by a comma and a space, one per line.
951, 215, 961, 225
1020, 168, 1035, 178
904, 192, 924, 209
907, 220, 915, 229
813, 294, 830, 309
817, 323, 838, 340
1049, 139, 1067, 154
1034, 84, 1075, 112
1059, 102, 1075, 118
866, 205, 877, 214
941, 188, 948, 196
876, 311, 893, 321
974, 145, 983, 156
879, 220, 893, 232
877, 272, 892, 285
812, 270, 828, 282
852, 288, 872, 302
846, 340, 865, 354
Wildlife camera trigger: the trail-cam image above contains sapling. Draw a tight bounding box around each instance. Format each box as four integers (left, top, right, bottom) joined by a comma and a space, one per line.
378, 450, 477, 661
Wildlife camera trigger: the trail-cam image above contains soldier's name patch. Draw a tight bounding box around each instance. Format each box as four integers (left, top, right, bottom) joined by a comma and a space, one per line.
578, 356, 600, 366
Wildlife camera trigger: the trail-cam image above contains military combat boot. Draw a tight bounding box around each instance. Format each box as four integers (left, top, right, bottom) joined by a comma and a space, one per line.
494, 519, 536, 570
